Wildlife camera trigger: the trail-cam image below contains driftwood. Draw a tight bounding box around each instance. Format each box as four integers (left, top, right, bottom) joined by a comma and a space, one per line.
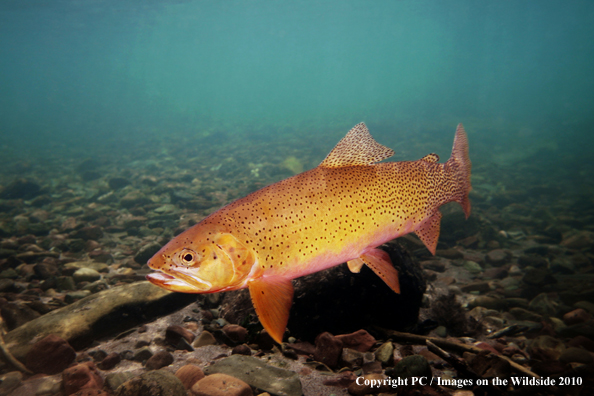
0, 332, 32, 375
375, 327, 539, 379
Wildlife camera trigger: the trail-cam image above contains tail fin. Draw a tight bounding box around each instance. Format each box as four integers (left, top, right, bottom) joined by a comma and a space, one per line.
447, 124, 472, 218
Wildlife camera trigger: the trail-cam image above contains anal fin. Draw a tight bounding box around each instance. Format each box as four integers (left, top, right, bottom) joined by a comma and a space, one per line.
248, 277, 294, 344
360, 248, 400, 294
415, 211, 442, 255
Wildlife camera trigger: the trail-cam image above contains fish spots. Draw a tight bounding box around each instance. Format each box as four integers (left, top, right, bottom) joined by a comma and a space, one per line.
193, 124, 469, 279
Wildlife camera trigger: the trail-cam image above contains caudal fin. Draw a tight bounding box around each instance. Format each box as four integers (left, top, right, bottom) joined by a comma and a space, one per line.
447, 124, 472, 218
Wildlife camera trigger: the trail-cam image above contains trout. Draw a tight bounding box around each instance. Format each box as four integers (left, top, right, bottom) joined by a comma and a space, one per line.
147, 123, 472, 343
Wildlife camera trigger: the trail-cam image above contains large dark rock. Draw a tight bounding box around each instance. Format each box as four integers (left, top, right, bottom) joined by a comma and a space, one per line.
220, 241, 426, 342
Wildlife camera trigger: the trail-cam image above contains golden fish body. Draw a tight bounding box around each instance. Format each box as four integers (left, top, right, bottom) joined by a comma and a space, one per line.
147, 123, 471, 343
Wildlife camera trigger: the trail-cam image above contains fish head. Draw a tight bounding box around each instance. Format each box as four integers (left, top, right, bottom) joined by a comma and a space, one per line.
146, 224, 256, 293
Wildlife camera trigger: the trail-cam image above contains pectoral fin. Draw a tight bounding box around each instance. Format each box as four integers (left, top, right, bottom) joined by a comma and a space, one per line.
347, 258, 365, 273
359, 248, 400, 294
248, 277, 294, 344
415, 211, 442, 255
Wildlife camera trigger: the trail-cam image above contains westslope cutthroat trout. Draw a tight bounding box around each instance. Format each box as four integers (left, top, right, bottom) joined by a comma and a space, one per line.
147, 123, 471, 343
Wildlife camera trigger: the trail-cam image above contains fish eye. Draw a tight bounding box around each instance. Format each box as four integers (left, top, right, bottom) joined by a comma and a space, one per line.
178, 249, 198, 266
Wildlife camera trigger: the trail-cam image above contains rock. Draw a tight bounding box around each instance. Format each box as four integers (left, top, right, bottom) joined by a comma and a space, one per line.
108, 177, 131, 190
483, 267, 508, 280
374, 342, 394, 366
65, 290, 92, 303
204, 354, 302, 396
466, 350, 510, 378
314, 332, 343, 368
63, 261, 108, 275
518, 255, 548, 268
71, 389, 110, 396
34, 262, 60, 279
322, 371, 357, 388
98, 352, 121, 370
191, 373, 253, 396
25, 334, 76, 375
522, 268, 556, 287
462, 260, 483, 273
468, 296, 507, 310
486, 249, 508, 266
528, 335, 566, 361
145, 350, 174, 370
5, 281, 196, 362
434, 326, 448, 337
561, 231, 594, 249
134, 242, 162, 265
389, 355, 432, 379
0, 179, 41, 199
232, 344, 252, 356
134, 337, 151, 348
165, 325, 195, 347
7, 375, 62, 396
436, 248, 464, 259
531, 360, 568, 376
62, 361, 104, 395
120, 191, 151, 209
256, 329, 275, 350
0, 371, 23, 395
105, 372, 135, 393
222, 324, 248, 344
56, 276, 77, 291
458, 234, 479, 248
74, 226, 104, 241
574, 301, 594, 315
115, 370, 186, 396
287, 341, 315, 356
336, 330, 375, 352
567, 335, 594, 352
88, 349, 108, 363
73, 268, 102, 283
193, 330, 217, 347
528, 293, 558, 316
340, 348, 367, 368
220, 241, 425, 341
460, 281, 491, 293
122, 216, 148, 229
559, 347, 594, 364
0, 269, 18, 280
133, 346, 154, 362
421, 260, 446, 272
1, 301, 41, 330
550, 257, 575, 274
563, 308, 592, 325
175, 365, 205, 389
509, 307, 542, 322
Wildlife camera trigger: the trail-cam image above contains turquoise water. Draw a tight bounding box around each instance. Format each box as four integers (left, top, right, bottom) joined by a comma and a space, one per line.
0, 0, 593, 173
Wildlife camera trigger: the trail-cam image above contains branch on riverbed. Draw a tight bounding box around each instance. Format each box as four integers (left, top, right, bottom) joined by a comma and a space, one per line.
374, 327, 539, 379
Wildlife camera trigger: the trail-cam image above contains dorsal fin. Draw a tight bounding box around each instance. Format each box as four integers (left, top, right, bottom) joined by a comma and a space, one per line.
319, 123, 394, 168
420, 153, 439, 163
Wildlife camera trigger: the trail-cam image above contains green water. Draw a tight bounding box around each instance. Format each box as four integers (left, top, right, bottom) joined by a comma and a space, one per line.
0, 0, 593, 175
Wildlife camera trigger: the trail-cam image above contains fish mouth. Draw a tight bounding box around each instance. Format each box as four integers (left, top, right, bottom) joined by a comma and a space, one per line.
146, 271, 212, 293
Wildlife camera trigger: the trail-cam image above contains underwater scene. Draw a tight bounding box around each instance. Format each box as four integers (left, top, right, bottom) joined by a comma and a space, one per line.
0, 0, 593, 395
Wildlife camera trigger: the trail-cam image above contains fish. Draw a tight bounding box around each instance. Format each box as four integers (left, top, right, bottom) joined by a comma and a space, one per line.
147, 123, 472, 343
